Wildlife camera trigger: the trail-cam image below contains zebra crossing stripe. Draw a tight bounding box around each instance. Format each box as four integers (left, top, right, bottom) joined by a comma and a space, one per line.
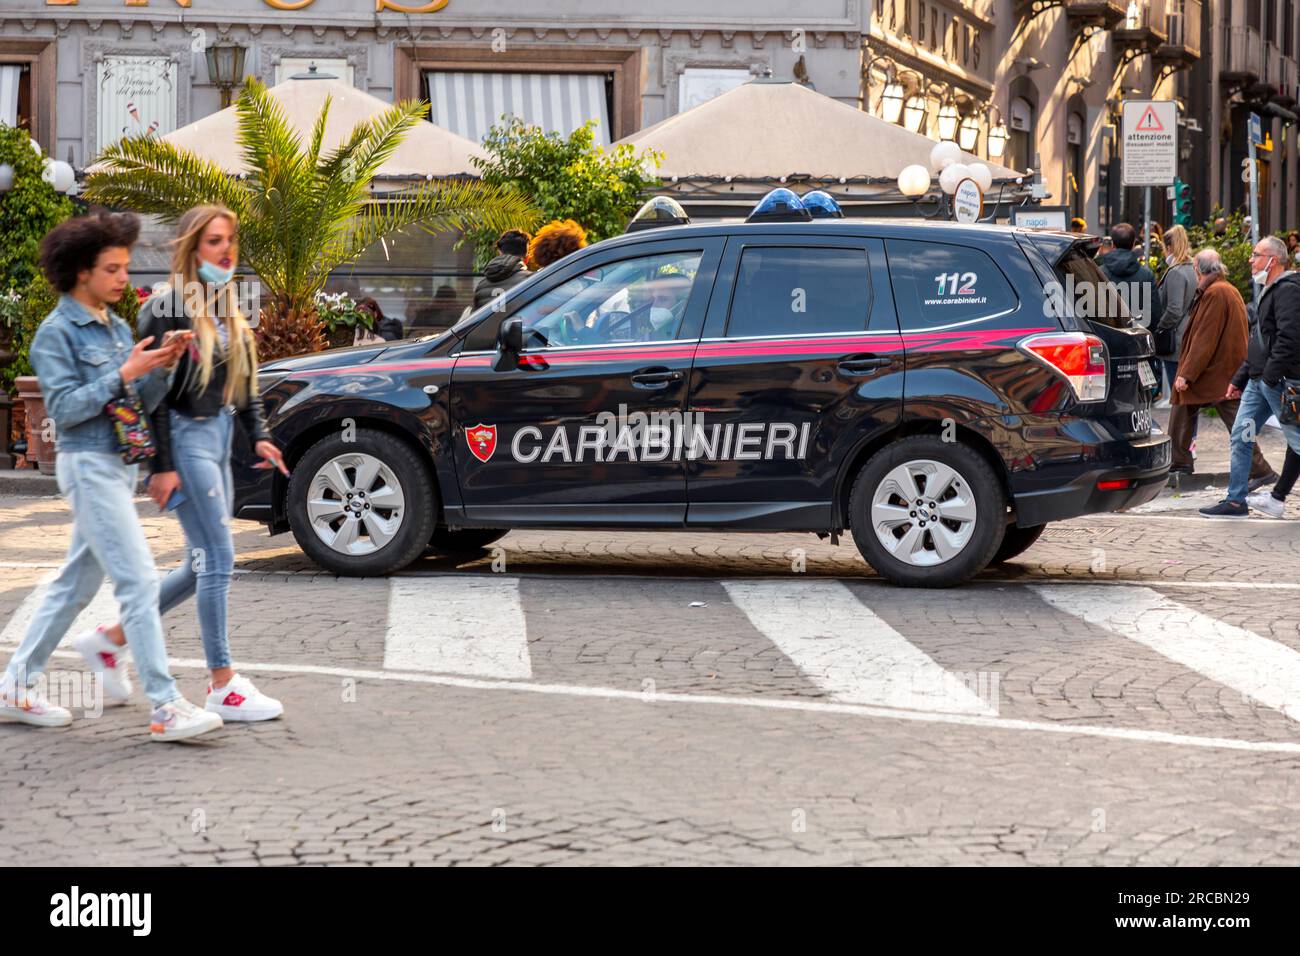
0, 577, 119, 648
384, 576, 532, 680
721, 579, 995, 715
1030, 584, 1300, 723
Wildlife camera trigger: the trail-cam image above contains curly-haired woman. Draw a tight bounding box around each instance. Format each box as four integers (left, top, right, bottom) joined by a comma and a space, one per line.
527, 219, 588, 271
0, 212, 220, 741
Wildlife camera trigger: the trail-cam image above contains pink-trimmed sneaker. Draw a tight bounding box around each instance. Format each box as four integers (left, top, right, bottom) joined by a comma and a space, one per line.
204, 674, 284, 722
0, 674, 73, 728
72, 628, 132, 705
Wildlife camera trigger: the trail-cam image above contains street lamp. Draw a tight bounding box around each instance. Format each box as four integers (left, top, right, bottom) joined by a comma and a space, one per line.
881, 79, 905, 123
937, 100, 960, 142
898, 164, 931, 197
205, 43, 248, 109
986, 106, 1008, 159
904, 94, 927, 133
958, 114, 981, 152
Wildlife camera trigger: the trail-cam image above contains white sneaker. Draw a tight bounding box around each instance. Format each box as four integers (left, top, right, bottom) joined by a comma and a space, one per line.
204, 674, 284, 722
72, 628, 132, 705
0, 675, 73, 728
150, 697, 223, 741
1246, 491, 1286, 519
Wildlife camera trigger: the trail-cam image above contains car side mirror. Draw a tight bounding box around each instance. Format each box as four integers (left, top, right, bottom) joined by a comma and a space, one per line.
499, 317, 524, 354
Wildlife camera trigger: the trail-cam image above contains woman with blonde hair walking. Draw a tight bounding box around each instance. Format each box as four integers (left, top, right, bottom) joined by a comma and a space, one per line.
1153, 224, 1197, 404
81, 205, 291, 722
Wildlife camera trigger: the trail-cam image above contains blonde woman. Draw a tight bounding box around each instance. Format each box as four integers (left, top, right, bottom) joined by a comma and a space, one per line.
1154, 224, 1197, 403
82, 205, 290, 722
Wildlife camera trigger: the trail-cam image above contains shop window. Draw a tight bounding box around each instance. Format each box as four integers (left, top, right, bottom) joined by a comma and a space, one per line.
1067, 112, 1085, 219
679, 68, 751, 112
274, 57, 354, 86
1009, 96, 1035, 173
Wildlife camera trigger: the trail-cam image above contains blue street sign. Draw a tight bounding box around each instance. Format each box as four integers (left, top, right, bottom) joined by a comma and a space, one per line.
1249, 112, 1263, 146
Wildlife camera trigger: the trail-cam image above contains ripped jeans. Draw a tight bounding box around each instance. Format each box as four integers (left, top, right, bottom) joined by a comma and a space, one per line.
158, 408, 237, 671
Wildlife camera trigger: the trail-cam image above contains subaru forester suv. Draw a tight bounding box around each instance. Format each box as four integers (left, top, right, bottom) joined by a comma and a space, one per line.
233, 199, 1170, 587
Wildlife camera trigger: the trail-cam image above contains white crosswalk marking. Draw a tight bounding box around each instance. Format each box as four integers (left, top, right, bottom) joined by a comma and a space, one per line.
384, 576, 532, 679
1030, 584, 1300, 722
721, 580, 996, 715
0, 577, 118, 648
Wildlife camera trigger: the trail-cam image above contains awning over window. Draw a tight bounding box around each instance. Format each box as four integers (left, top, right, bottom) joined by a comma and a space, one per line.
0, 65, 21, 128
425, 71, 611, 146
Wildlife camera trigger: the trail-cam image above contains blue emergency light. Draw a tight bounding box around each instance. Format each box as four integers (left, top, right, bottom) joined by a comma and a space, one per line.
745, 187, 812, 223
800, 190, 844, 219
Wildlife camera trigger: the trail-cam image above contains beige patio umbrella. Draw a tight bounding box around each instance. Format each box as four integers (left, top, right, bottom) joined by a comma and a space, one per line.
96, 76, 486, 188
618, 79, 1021, 186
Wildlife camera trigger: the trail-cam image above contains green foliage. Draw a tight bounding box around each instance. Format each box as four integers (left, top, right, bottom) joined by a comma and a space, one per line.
467, 117, 663, 267
1187, 207, 1261, 302
82, 77, 540, 360
314, 290, 374, 334
1, 274, 57, 393
0, 124, 75, 296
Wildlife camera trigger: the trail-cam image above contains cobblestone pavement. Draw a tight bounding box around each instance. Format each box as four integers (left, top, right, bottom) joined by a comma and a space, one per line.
2, 477, 1299, 865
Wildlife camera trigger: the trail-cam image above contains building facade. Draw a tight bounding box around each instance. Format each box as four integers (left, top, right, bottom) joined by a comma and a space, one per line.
2, 1, 1298, 270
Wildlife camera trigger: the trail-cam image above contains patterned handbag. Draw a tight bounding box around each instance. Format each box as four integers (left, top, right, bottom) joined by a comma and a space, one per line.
105, 382, 157, 464
1281, 379, 1300, 427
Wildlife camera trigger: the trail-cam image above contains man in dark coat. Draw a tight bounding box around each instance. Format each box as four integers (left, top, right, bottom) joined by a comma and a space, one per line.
1097, 222, 1163, 327
471, 230, 532, 311
1201, 235, 1300, 516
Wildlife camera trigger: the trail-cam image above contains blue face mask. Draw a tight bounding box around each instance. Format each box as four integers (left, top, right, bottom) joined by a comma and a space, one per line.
197, 259, 234, 286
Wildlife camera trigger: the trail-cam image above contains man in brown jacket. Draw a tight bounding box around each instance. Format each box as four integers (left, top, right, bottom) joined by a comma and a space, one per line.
1168, 248, 1275, 479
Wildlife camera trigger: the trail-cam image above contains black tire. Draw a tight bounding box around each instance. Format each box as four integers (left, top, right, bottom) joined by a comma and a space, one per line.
847, 435, 1007, 588
286, 428, 436, 577
428, 527, 510, 553
991, 524, 1046, 564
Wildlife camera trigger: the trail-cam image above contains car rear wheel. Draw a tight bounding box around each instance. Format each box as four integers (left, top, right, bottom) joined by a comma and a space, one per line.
287, 429, 436, 576
428, 527, 510, 553
848, 436, 1006, 588
991, 524, 1046, 564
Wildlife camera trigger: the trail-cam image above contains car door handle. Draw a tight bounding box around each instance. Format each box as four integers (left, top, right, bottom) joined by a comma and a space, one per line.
630, 368, 684, 390
837, 355, 891, 375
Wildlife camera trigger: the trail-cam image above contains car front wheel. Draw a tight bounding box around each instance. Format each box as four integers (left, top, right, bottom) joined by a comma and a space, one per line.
848, 435, 1006, 588
287, 429, 436, 576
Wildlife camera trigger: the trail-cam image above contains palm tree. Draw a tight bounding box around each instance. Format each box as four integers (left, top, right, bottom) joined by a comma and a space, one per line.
83, 78, 539, 359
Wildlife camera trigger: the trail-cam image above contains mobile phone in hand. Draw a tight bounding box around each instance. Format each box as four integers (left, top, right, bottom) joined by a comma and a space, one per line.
166, 488, 186, 511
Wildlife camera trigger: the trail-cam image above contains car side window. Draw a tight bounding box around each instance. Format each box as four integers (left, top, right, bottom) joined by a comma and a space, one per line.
886, 239, 1019, 329
724, 246, 872, 338
507, 250, 703, 349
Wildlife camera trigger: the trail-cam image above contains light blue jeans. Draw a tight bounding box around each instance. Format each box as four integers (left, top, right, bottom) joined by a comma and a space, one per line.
1227, 379, 1300, 502
4, 451, 180, 708
157, 408, 236, 671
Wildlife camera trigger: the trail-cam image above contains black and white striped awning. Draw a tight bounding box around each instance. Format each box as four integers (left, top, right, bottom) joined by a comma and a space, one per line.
424, 71, 611, 146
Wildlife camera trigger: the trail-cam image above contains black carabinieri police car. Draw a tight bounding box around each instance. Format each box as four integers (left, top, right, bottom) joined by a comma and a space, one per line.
233, 191, 1170, 588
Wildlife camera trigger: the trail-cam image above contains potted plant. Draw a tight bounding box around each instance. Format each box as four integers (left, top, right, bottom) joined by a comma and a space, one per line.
314, 290, 374, 349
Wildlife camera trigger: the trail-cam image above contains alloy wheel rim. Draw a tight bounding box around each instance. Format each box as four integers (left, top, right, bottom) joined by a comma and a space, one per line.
306, 453, 405, 556
870, 458, 978, 567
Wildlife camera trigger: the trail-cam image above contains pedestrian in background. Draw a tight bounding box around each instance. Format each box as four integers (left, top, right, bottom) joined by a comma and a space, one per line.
527, 219, 587, 271
0, 212, 218, 740
1201, 235, 1300, 517
472, 230, 532, 310
1098, 223, 1162, 327
1153, 225, 1197, 406
1169, 248, 1274, 482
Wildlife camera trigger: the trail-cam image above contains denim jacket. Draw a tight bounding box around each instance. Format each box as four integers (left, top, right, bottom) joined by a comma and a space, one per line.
28, 294, 169, 455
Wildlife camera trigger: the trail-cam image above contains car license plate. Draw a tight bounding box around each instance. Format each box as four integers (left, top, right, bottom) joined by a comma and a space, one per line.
1137, 360, 1157, 388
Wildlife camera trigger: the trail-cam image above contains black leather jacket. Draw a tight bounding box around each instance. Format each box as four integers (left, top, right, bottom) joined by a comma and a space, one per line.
138, 287, 271, 474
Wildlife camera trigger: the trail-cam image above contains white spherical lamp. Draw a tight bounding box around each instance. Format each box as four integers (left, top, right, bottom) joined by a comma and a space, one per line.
41, 159, 76, 194
939, 162, 971, 195
967, 162, 994, 193
930, 140, 962, 173
898, 164, 931, 198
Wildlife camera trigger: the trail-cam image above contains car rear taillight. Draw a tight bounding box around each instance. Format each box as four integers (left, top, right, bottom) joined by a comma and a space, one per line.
1018, 332, 1108, 403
